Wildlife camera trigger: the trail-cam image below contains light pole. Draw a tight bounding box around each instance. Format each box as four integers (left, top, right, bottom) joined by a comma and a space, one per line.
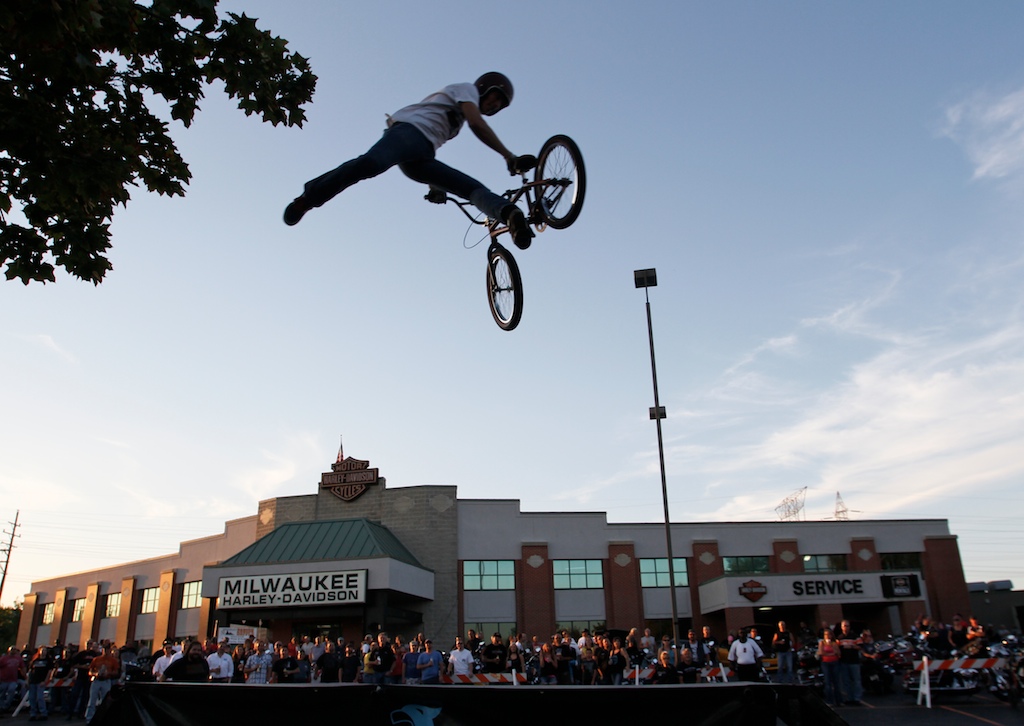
634, 268, 680, 661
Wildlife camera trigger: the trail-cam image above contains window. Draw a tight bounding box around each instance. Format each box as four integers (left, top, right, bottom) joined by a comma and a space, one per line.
140, 587, 160, 614
41, 602, 55, 625
555, 620, 607, 639
71, 598, 86, 623
722, 556, 770, 574
181, 581, 203, 609
552, 559, 603, 589
464, 622, 517, 641
803, 554, 847, 573
880, 552, 922, 571
639, 558, 688, 587
104, 592, 121, 618
463, 561, 515, 591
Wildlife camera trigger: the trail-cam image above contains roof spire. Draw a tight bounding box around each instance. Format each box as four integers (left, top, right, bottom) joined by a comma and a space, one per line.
336, 435, 344, 464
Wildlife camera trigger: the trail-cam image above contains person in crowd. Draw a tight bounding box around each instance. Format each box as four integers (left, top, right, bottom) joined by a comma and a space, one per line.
84, 642, 120, 722
607, 638, 629, 686
836, 620, 863, 705
362, 641, 381, 684
772, 621, 796, 684
230, 644, 248, 683
243, 640, 274, 684
817, 629, 842, 707
271, 644, 300, 684
678, 648, 700, 684
447, 637, 475, 680
207, 640, 234, 683
728, 628, 763, 683
593, 634, 610, 685
64, 640, 98, 719
640, 628, 657, 654
161, 641, 211, 682
151, 641, 176, 681
465, 629, 482, 654
481, 632, 507, 673
385, 643, 404, 684
537, 642, 558, 685
506, 636, 525, 676
340, 643, 362, 683
577, 630, 595, 684
702, 626, 719, 665
27, 645, 54, 721
316, 641, 343, 684
402, 642, 421, 684
948, 614, 971, 652
651, 649, 680, 684
0, 646, 25, 714
415, 639, 444, 685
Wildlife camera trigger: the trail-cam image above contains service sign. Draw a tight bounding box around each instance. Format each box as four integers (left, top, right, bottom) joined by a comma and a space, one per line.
218, 569, 367, 609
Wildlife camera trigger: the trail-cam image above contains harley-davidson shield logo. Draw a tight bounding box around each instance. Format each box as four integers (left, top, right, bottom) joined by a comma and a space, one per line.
739, 580, 767, 603
320, 456, 379, 502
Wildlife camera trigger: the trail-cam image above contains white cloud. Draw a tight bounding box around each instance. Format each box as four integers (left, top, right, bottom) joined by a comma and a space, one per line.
942, 86, 1024, 181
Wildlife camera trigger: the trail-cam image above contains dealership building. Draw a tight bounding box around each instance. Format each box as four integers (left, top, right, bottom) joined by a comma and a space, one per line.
18, 452, 971, 651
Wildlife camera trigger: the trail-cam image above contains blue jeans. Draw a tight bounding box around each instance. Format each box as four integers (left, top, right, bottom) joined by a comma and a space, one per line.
775, 650, 794, 683
0, 681, 19, 711
839, 662, 862, 702
28, 681, 47, 717
303, 122, 510, 220
821, 660, 841, 705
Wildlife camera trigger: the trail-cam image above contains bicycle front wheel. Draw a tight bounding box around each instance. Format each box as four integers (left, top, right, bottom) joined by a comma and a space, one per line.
535, 135, 586, 229
486, 243, 523, 331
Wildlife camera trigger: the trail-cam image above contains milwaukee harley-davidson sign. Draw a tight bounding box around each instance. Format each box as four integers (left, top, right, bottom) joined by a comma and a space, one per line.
321, 457, 379, 502
739, 579, 768, 602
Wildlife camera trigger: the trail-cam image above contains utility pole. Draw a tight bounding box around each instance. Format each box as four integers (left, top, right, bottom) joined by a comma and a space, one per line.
0, 510, 21, 605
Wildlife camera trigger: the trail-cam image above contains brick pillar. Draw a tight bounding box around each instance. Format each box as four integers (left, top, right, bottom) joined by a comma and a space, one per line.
605, 543, 642, 631
51, 588, 70, 646
16, 593, 38, 649
772, 540, 802, 574
922, 536, 970, 623
116, 577, 137, 646
519, 544, 554, 639
690, 541, 723, 632
80, 583, 103, 647
848, 538, 880, 571
153, 571, 178, 644
817, 603, 844, 633
725, 605, 754, 638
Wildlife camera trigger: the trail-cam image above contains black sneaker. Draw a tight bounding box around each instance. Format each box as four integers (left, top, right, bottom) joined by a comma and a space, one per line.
502, 205, 533, 250
283, 195, 312, 226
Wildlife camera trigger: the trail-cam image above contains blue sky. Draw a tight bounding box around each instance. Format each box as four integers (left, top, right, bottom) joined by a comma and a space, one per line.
3, 1, 1024, 610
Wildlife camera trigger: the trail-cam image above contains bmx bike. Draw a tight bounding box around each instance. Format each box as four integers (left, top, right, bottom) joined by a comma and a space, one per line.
426, 134, 586, 331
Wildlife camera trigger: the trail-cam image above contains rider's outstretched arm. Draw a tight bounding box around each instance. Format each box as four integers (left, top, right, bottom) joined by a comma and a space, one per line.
461, 101, 515, 164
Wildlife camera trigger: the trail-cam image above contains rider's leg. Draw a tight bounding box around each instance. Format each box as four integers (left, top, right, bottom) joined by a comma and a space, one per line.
399, 159, 535, 250
285, 123, 433, 224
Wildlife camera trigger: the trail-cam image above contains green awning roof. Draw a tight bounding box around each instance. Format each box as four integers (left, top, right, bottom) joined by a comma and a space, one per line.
219, 518, 425, 569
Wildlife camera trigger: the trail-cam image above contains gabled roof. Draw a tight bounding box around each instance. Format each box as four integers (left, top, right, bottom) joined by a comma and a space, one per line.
218, 519, 424, 569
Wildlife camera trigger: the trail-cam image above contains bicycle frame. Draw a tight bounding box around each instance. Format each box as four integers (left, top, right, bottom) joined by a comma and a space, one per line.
428, 170, 554, 243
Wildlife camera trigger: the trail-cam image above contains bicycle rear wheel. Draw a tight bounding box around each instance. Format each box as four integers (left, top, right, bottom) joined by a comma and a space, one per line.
486, 243, 523, 331
535, 135, 586, 229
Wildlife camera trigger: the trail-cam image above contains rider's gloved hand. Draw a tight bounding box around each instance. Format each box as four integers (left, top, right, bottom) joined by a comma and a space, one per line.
507, 154, 537, 175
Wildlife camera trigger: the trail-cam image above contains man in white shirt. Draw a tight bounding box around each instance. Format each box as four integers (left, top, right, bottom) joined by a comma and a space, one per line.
151, 642, 176, 680
447, 637, 475, 679
207, 640, 234, 683
727, 629, 764, 682
282, 73, 536, 251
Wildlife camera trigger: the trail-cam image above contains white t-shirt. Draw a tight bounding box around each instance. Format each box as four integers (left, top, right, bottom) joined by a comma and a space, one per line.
728, 638, 764, 665
389, 83, 481, 151
207, 652, 234, 680
152, 653, 175, 678
448, 647, 475, 676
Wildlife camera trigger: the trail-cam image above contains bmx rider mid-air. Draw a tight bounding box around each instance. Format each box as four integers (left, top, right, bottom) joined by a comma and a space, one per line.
283, 72, 536, 251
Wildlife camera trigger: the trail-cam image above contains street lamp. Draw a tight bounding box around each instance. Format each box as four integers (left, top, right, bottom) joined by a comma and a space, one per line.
634, 268, 680, 661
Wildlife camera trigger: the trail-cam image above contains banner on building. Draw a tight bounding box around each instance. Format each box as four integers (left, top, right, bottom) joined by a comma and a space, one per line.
217, 569, 367, 609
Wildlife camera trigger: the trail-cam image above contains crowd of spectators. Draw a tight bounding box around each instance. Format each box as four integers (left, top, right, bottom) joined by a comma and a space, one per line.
0, 612, 1011, 720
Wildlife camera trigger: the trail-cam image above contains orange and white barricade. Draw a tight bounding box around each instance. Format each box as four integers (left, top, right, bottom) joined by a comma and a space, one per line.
914, 656, 1007, 671
441, 672, 527, 684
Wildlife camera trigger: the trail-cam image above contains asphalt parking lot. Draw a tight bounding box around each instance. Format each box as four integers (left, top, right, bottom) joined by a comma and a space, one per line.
835, 689, 1022, 725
